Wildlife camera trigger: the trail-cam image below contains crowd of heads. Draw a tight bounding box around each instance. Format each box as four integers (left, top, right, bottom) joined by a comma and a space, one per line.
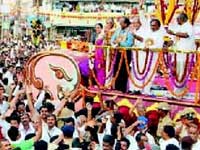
0, 50, 200, 149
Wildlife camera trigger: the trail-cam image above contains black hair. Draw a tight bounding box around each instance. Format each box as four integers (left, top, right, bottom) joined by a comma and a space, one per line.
25, 133, 36, 140
7, 65, 14, 69
90, 127, 99, 144
121, 137, 130, 149
50, 135, 63, 145
44, 102, 55, 113
75, 108, 87, 118
105, 100, 116, 109
66, 102, 75, 111
114, 112, 122, 124
9, 115, 21, 124
150, 19, 161, 27
38, 105, 48, 113
135, 132, 146, 142
178, 13, 188, 22
123, 17, 131, 26
163, 125, 175, 138
7, 127, 19, 141
44, 92, 51, 100
0, 73, 2, 80
63, 117, 75, 125
2, 68, 7, 74
16, 101, 25, 110
72, 138, 81, 148
85, 96, 94, 105
111, 124, 118, 139
34, 140, 48, 150
13, 147, 21, 150
92, 107, 101, 118
166, 144, 180, 150
2, 78, 8, 86
47, 113, 57, 121
57, 144, 69, 150
95, 23, 103, 29
103, 135, 115, 147
0, 61, 4, 68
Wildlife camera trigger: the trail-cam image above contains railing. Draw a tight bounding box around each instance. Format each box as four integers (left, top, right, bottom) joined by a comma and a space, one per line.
69, 44, 200, 104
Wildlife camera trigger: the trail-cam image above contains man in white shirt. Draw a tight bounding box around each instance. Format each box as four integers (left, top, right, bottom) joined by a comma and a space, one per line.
19, 113, 35, 139
167, 13, 196, 96
42, 114, 64, 144
3, 65, 14, 86
159, 125, 180, 150
143, 19, 166, 95
102, 134, 115, 150
188, 123, 200, 150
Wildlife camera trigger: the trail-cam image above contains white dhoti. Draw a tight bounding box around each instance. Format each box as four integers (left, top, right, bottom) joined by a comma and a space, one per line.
176, 53, 187, 81
169, 21, 196, 97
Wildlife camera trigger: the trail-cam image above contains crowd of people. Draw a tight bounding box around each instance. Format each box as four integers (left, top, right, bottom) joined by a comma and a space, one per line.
0, 54, 200, 150
0, 1, 200, 150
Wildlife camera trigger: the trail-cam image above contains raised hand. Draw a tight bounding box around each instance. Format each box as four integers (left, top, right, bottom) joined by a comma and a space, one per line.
139, 0, 145, 8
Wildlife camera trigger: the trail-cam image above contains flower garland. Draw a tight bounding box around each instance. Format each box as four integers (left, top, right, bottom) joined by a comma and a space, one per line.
136, 50, 150, 75
160, 52, 189, 98
166, 53, 195, 88
165, 0, 179, 25
174, 54, 194, 81
185, 0, 200, 25
163, 52, 195, 84
155, 0, 179, 25
124, 51, 160, 89
90, 51, 124, 89
195, 53, 200, 104
163, 52, 171, 68
131, 50, 154, 81
105, 50, 117, 80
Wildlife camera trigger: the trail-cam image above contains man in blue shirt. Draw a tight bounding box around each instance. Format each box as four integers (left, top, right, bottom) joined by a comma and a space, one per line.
111, 17, 134, 92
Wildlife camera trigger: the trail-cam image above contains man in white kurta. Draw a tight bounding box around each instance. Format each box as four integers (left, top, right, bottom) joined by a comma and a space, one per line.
142, 19, 166, 94
167, 13, 196, 96
128, 11, 149, 93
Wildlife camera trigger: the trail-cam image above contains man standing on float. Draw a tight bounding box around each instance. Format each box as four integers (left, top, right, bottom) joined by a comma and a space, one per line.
166, 13, 196, 97
111, 17, 134, 92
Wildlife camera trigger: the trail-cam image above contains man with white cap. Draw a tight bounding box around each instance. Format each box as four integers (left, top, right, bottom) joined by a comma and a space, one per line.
157, 102, 173, 137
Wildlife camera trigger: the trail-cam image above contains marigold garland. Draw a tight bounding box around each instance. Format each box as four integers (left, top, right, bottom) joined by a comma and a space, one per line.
195, 53, 200, 104
160, 52, 189, 98
185, 0, 200, 25
125, 51, 160, 89
136, 50, 149, 75
174, 53, 194, 83
90, 50, 124, 89
104, 48, 117, 80
155, 0, 179, 25
132, 51, 154, 81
